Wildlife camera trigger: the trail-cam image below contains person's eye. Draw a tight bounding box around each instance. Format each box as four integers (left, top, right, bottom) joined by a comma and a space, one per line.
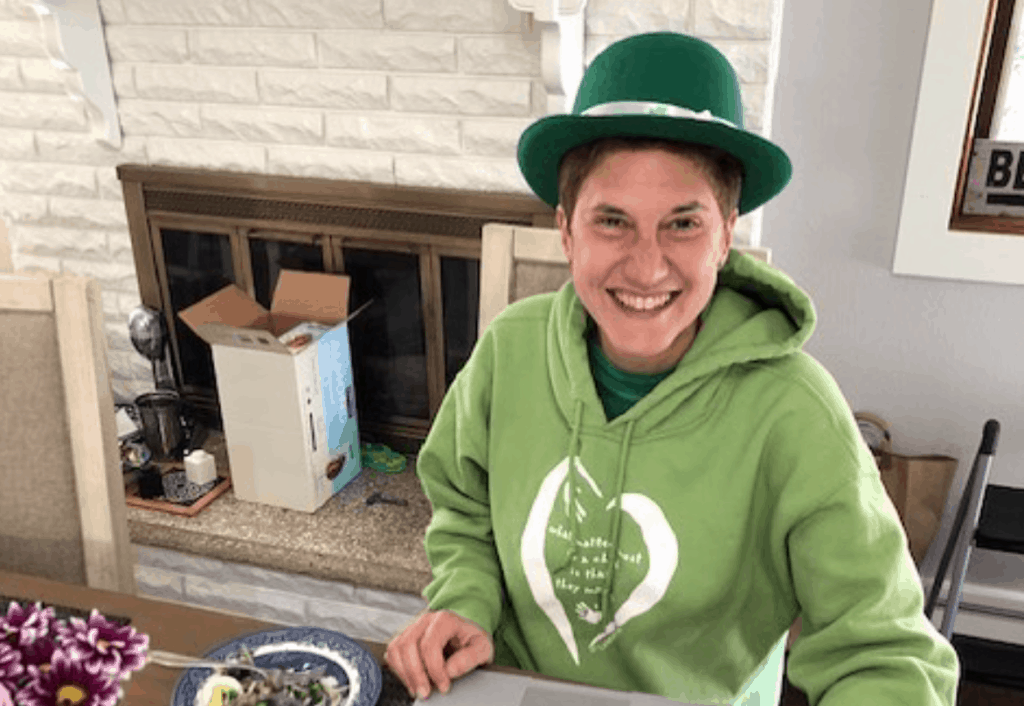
597, 215, 627, 229
670, 217, 698, 230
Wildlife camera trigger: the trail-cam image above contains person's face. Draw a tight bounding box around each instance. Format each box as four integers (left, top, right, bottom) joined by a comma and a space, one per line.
558, 148, 737, 375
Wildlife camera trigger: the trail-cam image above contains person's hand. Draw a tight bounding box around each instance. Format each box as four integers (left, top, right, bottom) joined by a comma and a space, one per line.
384, 609, 494, 700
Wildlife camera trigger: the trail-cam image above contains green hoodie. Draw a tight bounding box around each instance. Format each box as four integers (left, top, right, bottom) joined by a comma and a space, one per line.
415, 249, 959, 705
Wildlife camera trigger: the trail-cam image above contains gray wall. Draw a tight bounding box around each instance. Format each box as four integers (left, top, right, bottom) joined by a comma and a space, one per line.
764, 0, 1024, 591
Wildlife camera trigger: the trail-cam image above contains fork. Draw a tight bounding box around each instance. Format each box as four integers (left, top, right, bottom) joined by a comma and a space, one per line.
147, 649, 274, 679
148, 649, 330, 689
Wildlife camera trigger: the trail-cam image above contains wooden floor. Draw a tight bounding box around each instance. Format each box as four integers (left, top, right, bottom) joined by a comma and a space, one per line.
781, 675, 1024, 705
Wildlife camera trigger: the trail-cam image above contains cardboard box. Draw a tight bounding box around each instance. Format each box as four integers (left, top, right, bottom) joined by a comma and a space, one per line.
178, 270, 370, 513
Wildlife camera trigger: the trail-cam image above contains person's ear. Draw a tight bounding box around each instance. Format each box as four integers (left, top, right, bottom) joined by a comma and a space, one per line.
721, 207, 738, 269
557, 205, 572, 266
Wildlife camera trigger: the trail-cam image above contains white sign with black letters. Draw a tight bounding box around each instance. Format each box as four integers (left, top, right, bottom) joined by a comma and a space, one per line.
964, 138, 1024, 216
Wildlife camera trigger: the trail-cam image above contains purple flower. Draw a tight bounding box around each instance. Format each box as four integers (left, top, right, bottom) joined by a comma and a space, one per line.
0, 601, 149, 705
1, 601, 55, 642
0, 602, 57, 666
0, 642, 25, 695
17, 648, 121, 706
55, 609, 149, 682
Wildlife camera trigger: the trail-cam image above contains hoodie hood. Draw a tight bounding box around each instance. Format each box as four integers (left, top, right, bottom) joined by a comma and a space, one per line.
547, 248, 816, 624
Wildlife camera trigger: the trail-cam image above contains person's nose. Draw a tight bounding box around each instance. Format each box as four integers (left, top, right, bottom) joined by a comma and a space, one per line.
623, 226, 672, 284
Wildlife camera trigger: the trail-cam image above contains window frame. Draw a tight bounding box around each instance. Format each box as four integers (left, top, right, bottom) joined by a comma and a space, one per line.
893, 0, 1024, 284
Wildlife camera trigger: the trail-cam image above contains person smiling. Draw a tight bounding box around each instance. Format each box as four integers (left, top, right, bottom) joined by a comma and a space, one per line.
385, 32, 959, 705
558, 138, 738, 377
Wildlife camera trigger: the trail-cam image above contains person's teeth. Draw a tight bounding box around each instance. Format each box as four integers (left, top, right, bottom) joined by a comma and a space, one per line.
613, 291, 673, 310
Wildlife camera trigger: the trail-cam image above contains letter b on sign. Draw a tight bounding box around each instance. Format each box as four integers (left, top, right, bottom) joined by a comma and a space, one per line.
962, 138, 1024, 215
985, 149, 1024, 189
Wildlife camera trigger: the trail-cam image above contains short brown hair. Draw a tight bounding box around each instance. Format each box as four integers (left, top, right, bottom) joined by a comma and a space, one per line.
557, 137, 744, 226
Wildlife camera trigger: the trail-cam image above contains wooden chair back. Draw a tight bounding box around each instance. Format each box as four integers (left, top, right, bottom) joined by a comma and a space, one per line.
0, 271, 136, 594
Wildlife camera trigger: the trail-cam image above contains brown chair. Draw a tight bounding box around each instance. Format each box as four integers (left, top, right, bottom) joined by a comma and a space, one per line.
0, 271, 136, 594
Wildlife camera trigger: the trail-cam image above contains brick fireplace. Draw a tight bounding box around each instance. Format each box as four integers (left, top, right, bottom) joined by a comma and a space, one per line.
0, 0, 784, 428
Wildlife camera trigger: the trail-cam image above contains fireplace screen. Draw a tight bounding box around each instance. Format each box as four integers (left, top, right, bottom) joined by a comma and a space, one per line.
343, 247, 430, 421
161, 228, 234, 395
119, 164, 554, 451
158, 227, 480, 449
441, 255, 479, 389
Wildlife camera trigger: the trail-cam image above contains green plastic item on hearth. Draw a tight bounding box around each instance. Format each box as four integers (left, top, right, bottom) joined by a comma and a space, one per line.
361, 442, 407, 474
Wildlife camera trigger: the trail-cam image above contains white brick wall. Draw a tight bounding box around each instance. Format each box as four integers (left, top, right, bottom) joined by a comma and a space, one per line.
133, 545, 428, 644
0, 0, 783, 402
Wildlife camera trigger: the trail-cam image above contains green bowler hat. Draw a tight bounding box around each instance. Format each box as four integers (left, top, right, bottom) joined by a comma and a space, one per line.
517, 32, 793, 216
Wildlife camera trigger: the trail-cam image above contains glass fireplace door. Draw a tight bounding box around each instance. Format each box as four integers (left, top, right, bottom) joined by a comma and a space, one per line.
155, 222, 481, 453
158, 225, 235, 397
340, 245, 431, 425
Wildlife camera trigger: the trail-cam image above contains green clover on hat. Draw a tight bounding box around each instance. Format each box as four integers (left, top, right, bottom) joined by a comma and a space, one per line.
517, 31, 793, 215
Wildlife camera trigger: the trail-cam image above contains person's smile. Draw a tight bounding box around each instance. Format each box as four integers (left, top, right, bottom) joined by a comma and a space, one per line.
606, 288, 682, 315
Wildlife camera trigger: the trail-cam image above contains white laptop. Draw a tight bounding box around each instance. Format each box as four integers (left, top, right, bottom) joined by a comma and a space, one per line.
413, 668, 703, 706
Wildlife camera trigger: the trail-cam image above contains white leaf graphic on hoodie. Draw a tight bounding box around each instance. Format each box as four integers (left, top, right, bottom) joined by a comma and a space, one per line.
522, 456, 679, 665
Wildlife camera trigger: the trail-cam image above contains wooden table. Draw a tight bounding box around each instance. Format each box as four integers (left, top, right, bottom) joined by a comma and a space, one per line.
0, 570, 830, 706
0, 570, 584, 706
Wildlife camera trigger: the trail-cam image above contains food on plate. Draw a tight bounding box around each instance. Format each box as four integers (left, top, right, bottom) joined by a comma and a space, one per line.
197, 646, 349, 706
196, 675, 245, 706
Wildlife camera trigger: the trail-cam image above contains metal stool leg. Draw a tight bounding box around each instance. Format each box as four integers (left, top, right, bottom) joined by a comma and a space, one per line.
925, 450, 981, 620
939, 537, 976, 640
931, 421, 1000, 640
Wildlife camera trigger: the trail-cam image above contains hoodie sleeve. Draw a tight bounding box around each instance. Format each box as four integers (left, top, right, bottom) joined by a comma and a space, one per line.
773, 392, 960, 705
415, 329, 505, 637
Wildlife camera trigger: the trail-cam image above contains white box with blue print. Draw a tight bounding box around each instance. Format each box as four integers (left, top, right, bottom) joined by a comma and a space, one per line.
178, 270, 370, 513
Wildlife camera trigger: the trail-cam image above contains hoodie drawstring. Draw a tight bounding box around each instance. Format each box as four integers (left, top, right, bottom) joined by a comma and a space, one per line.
566, 396, 637, 622
565, 400, 585, 568
601, 419, 636, 619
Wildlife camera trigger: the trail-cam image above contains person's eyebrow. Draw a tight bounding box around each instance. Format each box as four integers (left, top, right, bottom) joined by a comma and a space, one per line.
593, 202, 706, 215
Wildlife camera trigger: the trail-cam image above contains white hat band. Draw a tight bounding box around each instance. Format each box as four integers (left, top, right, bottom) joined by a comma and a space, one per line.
581, 101, 739, 129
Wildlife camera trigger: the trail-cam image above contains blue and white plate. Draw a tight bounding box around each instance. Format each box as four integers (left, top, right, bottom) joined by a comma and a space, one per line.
170, 626, 382, 706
